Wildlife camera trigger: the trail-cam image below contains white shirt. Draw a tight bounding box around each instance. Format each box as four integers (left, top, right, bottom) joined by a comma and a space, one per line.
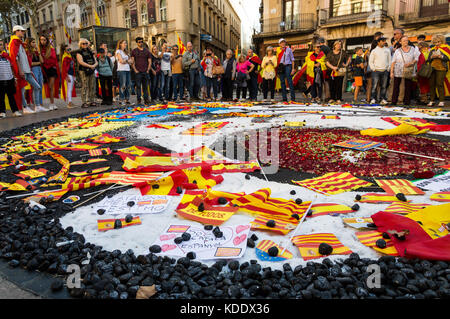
369, 46, 391, 72
161, 51, 172, 72
392, 46, 420, 78
116, 50, 130, 72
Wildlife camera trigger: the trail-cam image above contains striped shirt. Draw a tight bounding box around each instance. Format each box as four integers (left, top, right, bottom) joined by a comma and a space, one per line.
0, 56, 14, 81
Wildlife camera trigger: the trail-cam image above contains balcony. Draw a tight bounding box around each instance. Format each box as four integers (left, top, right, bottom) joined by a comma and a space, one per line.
321, 0, 388, 26
399, 0, 450, 25
255, 13, 316, 38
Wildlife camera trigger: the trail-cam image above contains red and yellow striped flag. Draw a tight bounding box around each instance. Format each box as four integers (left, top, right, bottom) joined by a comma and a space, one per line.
383, 202, 430, 215
291, 233, 352, 260
356, 230, 399, 256
256, 240, 293, 261
250, 215, 297, 235
93, 171, 163, 185
430, 191, 450, 202
292, 172, 372, 195
71, 158, 108, 166
175, 31, 186, 55
39, 151, 70, 183
308, 203, 354, 218
181, 122, 229, 136
358, 193, 411, 204
86, 134, 125, 144
375, 179, 425, 195
89, 148, 112, 157
69, 166, 110, 177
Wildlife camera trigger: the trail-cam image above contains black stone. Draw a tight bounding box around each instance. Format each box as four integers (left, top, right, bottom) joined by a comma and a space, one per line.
198, 202, 205, 212
382, 232, 391, 239
291, 214, 300, 220
250, 234, 258, 241
245, 175, 251, 180
396, 193, 407, 202
318, 243, 333, 255
290, 190, 296, 195
351, 204, 360, 211
295, 198, 302, 205
266, 220, 276, 228
204, 225, 214, 231
174, 237, 183, 244
247, 238, 255, 248
114, 219, 122, 229
149, 245, 161, 253
355, 195, 362, 201
268, 246, 278, 257
181, 233, 191, 241
50, 279, 64, 291
376, 239, 387, 249
125, 215, 133, 223
187, 252, 196, 260
127, 201, 135, 207
218, 197, 228, 205
176, 186, 183, 194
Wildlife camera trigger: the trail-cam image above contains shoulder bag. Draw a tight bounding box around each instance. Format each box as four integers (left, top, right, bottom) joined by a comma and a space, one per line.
400, 49, 415, 79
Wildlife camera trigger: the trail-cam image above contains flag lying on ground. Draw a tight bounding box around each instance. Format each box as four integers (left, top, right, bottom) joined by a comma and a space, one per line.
291, 233, 352, 261
355, 230, 399, 256
361, 123, 429, 136
383, 202, 430, 215
333, 139, 384, 151
14, 168, 48, 179
250, 215, 297, 235
24, 188, 70, 203
181, 122, 229, 136
357, 193, 411, 204
307, 203, 355, 218
71, 158, 108, 166
210, 161, 260, 174
39, 151, 70, 183
63, 173, 112, 191
93, 171, 163, 185
27, 141, 60, 152
256, 240, 293, 261
89, 148, 112, 157
69, 166, 110, 177
292, 172, 372, 195
146, 124, 179, 130
382, 117, 450, 132
115, 145, 167, 161
342, 217, 374, 230
86, 134, 125, 144
375, 179, 425, 195
430, 191, 450, 202
53, 143, 101, 151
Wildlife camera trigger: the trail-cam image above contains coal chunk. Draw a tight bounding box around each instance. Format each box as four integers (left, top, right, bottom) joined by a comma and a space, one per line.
376, 239, 387, 249
186, 252, 196, 260
295, 198, 302, 205
268, 246, 278, 257
318, 243, 333, 255
174, 237, 183, 244
125, 215, 133, 223
266, 220, 276, 228
181, 233, 191, 241
114, 219, 122, 229
396, 193, 407, 202
351, 204, 360, 211
218, 197, 228, 205
149, 245, 161, 253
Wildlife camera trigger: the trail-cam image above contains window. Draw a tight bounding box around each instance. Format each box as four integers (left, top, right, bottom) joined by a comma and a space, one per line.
420, 0, 449, 18
283, 0, 299, 30
204, 12, 206, 29
49, 6, 53, 21
80, 1, 88, 27
124, 9, 131, 28
25, 11, 29, 23
189, 0, 193, 23
141, 2, 148, 25
330, 0, 383, 17
160, 0, 167, 21
97, 0, 107, 25
42, 10, 46, 23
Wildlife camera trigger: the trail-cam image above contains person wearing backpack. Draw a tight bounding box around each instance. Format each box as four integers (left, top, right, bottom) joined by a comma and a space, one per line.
97, 48, 113, 105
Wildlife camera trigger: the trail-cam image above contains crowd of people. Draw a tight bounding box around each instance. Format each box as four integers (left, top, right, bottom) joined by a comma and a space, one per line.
1, 25, 448, 118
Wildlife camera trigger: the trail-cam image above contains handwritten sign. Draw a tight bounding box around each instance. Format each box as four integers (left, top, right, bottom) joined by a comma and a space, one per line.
93, 194, 171, 216
152, 224, 251, 260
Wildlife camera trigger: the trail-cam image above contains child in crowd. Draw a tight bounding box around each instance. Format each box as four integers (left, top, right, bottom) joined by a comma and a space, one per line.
352, 47, 365, 103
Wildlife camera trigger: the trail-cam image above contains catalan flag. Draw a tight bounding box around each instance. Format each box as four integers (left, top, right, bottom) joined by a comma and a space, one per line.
255, 240, 293, 262
355, 230, 399, 256
0, 153, 22, 162
291, 233, 352, 261
39, 151, 70, 183
15, 168, 48, 180
175, 31, 186, 55
307, 203, 354, 218
211, 161, 259, 174
63, 25, 72, 44
292, 172, 372, 195
383, 202, 430, 215
28, 140, 61, 152
358, 193, 411, 204
430, 191, 450, 202
63, 173, 112, 191
181, 122, 229, 136
24, 188, 70, 203
53, 143, 100, 151
71, 158, 108, 166
86, 134, 125, 144
146, 124, 179, 130
93, 171, 163, 185
250, 215, 297, 235
89, 148, 112, 157
375, 179, 425, 195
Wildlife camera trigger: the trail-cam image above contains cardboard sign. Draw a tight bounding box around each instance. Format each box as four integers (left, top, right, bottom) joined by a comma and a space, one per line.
94, 194, 171, 216
413, 172, 450, 192
152, 224, 250, 260
333, 139, 384, 151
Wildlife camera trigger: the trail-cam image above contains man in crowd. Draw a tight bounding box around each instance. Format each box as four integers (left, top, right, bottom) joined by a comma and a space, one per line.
182, 42, 200, 102
131, 37, 152, 104
317, 37, 330, 101
246, 48, 261, 101
369, 37, 391, 105
278, 38, 296, 102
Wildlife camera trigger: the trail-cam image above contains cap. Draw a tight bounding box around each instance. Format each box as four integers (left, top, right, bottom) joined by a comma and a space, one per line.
12, 25, 26, 32
279, 38, 286, 44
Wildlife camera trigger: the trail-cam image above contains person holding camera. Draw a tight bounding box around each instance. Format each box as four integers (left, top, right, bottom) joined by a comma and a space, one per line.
201, 47, 221, 101
77, 38, 98, 108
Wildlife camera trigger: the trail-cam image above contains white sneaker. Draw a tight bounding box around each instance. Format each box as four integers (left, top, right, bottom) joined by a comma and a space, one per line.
35, 105, 49, 112
13, 111, 22, 117
0, 113, 6, 118
381, 99, 388, 105
370, 99, 376, 104
51, 104, 58, 110
23, 107, 35, 114
438, 102, 445, 107
427, 102, 434, 107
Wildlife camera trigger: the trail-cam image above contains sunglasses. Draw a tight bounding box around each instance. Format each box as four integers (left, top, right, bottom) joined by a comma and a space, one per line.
137, 41, 143, 44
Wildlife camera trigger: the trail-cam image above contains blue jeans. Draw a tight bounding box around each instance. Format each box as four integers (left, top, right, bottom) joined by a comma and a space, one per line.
371, 71, 389, 101
172, 73, 184, 100
135, 72, 150, 101
22, 72, 41, 107
247, 72, 258, 100
118, 71, 131, 101
161, 71, 171, 100
280, 64, 295, 101
205, 77, 218, 99
151, 72, 161, 100
188, 68, 200, 99
31, 66, 43, 105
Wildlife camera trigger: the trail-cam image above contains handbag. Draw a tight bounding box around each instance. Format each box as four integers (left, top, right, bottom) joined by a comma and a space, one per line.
212, 59, 225, 75
400, 49, 415, 79
418, 62, 432, 78
334, 51, 346, 77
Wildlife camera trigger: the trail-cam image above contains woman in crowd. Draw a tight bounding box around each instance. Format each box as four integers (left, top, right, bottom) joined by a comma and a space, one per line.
390, 36, 419, 106
97, 47, 114, 105
25, 38, 47, 112
60, 44, 76, 108
261, 46, 277, 102
326, 40, 351, 104
222, 49, 236, 101
0, 40, 21, 118
39, 35, 59, 110
160, 43, 172, 102
201, 47, 221, 101
427, 34, 449, 107
115, 40, 132, 105
76, 38, 98, 108
150, 45, 162, 102
235, 54, 253, 101
304, 44, 326, 103
417, 41, 430, 105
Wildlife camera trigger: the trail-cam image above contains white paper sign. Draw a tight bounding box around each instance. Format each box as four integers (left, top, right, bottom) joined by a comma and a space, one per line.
152, 224, 251, 260
93, 195, 171, 216
413, 172, 450, 192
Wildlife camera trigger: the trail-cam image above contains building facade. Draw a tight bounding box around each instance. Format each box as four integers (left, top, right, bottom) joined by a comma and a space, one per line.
253, 0, 450, 67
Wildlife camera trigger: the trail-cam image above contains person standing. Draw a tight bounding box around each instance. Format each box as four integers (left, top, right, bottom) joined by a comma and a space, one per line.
131, 37, 152, 105
317, 37, 331, 101
97, 48, 114, 105
416, 41, 430, 104
222, 49, 236, 101
390, 36, 420, 106
427, 34, 449, 107
278, 38, 296, 102
0, 39, 21, 118
170, 44, 184, 102
235, 54, 253, 101
368, 37, 391, 105
182, 42, 200, 102
304, 44, 326, 103
246, 48, 261, 101
60, 44, 77, 108
201, 47, 221, 101
25, 38, 47, 112
352, 47, 365, 103
365, 32, 384, 103
76, 38, 98, 108
261, 46, 277, 102
39, 35, 59, 110
160, 43, 172, 102
116, 40, 132, 105
150, 45, 162, 102
326, 40, 350, 104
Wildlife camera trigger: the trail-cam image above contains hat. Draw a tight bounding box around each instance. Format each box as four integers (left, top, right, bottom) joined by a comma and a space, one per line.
12, 25, 26, 32
279, 38, 286, 44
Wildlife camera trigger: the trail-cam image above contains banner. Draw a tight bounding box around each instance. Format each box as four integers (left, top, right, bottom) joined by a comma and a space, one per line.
147, 0, 156, 23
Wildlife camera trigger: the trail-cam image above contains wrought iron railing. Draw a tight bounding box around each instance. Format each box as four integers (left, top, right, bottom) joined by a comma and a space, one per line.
259, 13, 316, 34
399, 0, 450, 20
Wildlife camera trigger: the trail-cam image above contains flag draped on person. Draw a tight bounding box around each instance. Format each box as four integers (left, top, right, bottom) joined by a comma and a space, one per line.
60, 51, 77, 101
433, 44, 450, 96
8, 35, 28, 111
292, 50, 327, 86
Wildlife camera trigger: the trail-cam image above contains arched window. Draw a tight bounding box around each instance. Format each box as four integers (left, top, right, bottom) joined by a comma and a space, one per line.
97, 0, 107, 26
189, 0, 193, 23
141, 2, 148, 25
80, 1, 88, 28
124, 9, 131, 28
160, 0, 167, 21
